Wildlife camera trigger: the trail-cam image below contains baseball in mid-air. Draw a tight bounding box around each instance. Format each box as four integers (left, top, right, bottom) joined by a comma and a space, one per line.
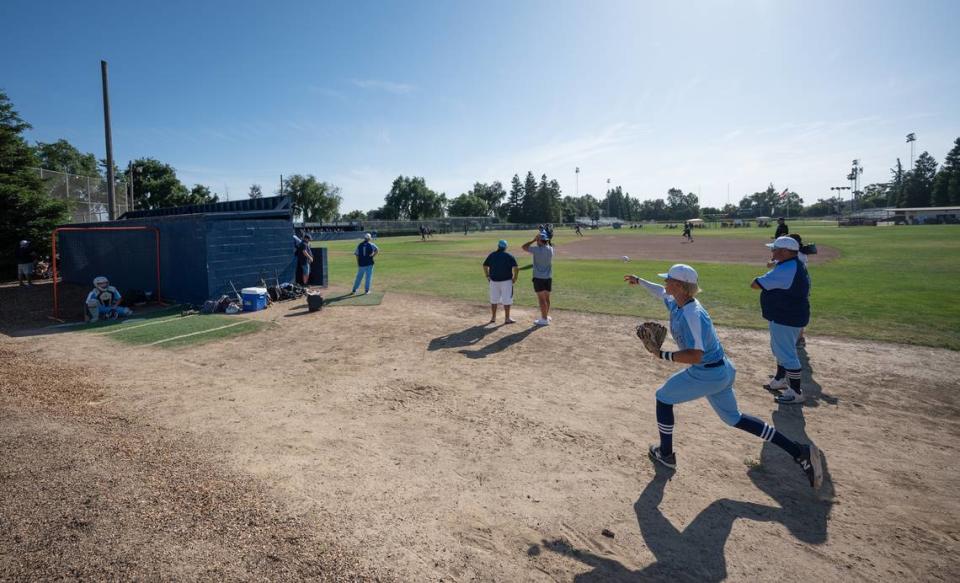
622, 256, 630, 262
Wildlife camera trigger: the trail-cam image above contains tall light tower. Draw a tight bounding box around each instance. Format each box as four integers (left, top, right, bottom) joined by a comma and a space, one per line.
575, 167, 580, 197
831, 186, 851, 215
850, 159, 863, 213
906, 133, 917, 168
605, 178, 612, 217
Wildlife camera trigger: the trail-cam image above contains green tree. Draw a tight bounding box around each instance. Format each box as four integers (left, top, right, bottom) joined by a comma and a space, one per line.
130, 157, 190, 209
248, 184, 263, 199
341, 209, 366, 221
603, 186, 627, 219
902, 152, 938, 207
860, 183, 890, 209
520, 171, 539, 222
465, 181, 506, 217
738, 184, 788, 217
33, 139, 99, 176
932, 137, 960, 206
638, 198, 667, 220
530, 174, 562, 223
282, 174, 342, 221
666, 188, 700, 220
506, 174, 524, 223
700, 206, 722, 216
0, 90, 69, 267
366, 205, 397, 220
804, 197, 843, 217
890, 159, 906, 207
382, 175, 445, 220
447, 193, 488, 217
189, 184, 219, 205
721, 203, 738, 217
562, 194, 600, 223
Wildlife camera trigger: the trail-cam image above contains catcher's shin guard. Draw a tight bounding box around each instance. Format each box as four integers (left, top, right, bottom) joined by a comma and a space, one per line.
86, 300, 100, 322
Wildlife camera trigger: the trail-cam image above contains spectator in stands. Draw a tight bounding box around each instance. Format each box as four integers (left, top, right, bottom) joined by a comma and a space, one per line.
297, 233, 314, 286
775, 217, 789, 238
15, 240, 36, 287
483, 239, 519, 325
352, 233, 379, 295
85, 276, 133, 322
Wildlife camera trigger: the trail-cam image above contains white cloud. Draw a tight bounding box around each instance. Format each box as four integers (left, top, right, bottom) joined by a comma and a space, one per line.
350, 78, 417, 95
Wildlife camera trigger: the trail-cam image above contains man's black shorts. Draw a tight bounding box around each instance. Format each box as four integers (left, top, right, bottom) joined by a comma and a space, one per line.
532, 277, 552, 292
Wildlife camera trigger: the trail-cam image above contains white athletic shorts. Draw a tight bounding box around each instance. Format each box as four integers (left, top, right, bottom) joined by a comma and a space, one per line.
488, 279, 514, 306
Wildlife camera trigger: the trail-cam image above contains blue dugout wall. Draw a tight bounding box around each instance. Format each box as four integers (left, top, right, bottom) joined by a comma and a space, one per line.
58, 210, 297, 305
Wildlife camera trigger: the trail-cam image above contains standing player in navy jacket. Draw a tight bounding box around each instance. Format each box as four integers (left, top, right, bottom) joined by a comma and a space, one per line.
351, 233, 379, 295
752, 236, 810, 404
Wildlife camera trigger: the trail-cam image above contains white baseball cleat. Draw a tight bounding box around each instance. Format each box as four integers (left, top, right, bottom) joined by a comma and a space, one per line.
775, 387, 805, 405
764, 377, 789, 392
534, 318, 550, 326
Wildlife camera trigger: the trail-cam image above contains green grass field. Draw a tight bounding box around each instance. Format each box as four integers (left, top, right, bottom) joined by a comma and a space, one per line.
317, 224, 960, 350
67, 306, 268, 349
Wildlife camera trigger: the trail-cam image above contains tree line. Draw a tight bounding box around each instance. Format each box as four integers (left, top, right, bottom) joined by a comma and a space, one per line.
5, 84, 960, 269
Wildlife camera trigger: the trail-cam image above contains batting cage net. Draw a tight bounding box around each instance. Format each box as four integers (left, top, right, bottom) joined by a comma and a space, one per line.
52, 227, 161, 319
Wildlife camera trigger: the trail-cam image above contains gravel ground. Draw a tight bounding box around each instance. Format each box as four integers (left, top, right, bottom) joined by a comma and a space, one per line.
0, 341, 391, 581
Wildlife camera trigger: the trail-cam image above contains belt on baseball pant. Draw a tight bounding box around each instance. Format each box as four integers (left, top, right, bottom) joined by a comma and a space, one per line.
702, 360, 724, 368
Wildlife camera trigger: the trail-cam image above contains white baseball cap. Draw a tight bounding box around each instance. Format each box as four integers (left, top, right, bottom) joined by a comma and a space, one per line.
364, 232, 372, 240
766, 236, 800, 251
657, 263, 699, 285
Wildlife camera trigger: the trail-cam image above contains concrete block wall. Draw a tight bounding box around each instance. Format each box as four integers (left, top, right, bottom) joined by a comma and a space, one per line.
206, 218, 296, 299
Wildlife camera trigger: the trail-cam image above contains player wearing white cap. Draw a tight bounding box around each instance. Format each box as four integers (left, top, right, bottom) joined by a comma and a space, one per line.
625, 263, 823, 488
85, 276, 133, 322
752, 236, 811, 404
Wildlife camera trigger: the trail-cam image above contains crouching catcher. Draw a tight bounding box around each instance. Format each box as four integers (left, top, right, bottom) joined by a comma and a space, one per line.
625, 264, 823, 489
85, 276, 133, 322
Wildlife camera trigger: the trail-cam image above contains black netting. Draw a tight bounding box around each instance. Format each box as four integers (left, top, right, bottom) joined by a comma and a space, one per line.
57, 229, 159, 298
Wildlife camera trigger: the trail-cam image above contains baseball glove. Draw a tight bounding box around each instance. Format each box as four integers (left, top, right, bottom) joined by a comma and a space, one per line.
636, 321, 667, 354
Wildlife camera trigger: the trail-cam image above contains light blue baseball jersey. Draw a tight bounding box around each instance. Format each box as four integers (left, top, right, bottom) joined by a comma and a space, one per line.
663, 296, 726, 366
755, 259, 798, 290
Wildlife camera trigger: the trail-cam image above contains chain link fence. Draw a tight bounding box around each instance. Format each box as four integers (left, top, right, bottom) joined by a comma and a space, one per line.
32, 168, 132, 223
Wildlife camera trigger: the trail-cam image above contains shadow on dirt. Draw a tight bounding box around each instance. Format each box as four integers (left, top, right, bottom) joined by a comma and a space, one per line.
532, 347, 836, 580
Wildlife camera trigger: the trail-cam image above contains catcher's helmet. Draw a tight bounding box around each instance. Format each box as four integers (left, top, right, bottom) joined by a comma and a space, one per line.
93, 276, 109, 287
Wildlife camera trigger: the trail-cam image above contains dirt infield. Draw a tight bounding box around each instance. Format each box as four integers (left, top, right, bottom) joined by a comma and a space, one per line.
3, 290, 958, 581
559, 234, 840, 264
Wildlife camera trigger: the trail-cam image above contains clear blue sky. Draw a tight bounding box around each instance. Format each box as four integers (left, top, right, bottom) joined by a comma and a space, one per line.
2, 0, 958, 211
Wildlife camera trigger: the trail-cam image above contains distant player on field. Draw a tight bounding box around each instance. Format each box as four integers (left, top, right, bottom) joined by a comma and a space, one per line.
625, 264, 823, 488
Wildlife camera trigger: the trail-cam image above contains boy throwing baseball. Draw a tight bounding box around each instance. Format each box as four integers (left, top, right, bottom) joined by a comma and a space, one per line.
625, 264, 823, 488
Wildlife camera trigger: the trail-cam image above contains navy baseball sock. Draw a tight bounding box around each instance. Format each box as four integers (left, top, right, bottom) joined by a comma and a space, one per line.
734, 414, 802, 458
786, 368, 802, 393
656, 400, 674, 456
774, 364, 786, 381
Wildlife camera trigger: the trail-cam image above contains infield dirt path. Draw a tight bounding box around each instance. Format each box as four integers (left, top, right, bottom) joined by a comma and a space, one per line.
3, 290, 958, 581
557, 233, 840, 264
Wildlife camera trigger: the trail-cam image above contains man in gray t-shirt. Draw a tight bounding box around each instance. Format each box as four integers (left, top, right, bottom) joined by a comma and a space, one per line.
522, 230, 555, 326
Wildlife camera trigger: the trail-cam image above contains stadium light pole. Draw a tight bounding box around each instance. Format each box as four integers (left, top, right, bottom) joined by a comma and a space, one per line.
100, 60, 116, 220
575, 166, 580, 197
851, 159, 863, 213
831, 186, 851, 215
906, 133, 916, 168
606, 178, 611, 217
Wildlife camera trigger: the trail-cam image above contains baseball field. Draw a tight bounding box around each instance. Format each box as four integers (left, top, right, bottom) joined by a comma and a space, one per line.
2, 224, 959, 581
